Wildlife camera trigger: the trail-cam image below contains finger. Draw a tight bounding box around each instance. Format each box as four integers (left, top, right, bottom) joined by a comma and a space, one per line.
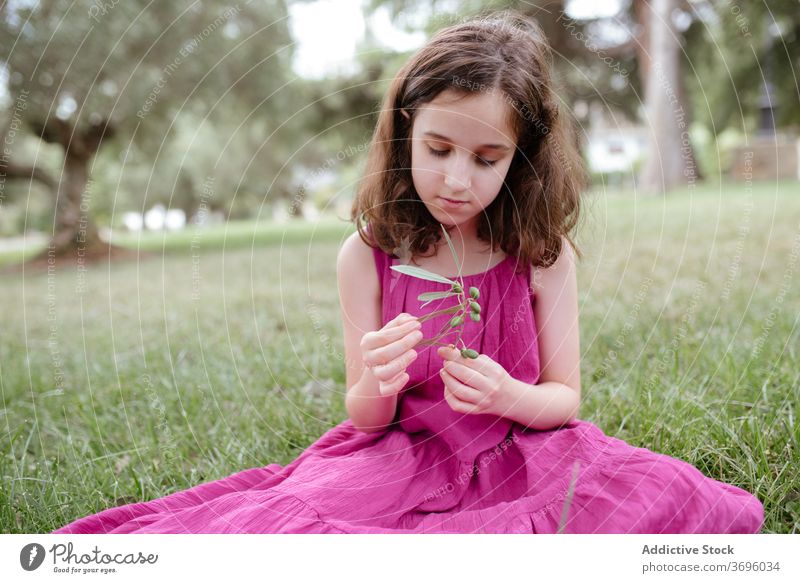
443, 361, 489, 391
380, 319, 422, 343
388, 313, 419, 327
437, 345, 460, 361
442, 379, 474, 414
440, 369, 482, 404
379, 371, 409, 396
370, 328, 423, 365
372, 348, 418, 381
442, 385, 463, 413
362, 320, 420, 351
473, 354, 497, 374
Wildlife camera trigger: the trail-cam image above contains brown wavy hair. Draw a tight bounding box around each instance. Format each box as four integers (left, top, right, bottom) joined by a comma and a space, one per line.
351, 9, 585, 270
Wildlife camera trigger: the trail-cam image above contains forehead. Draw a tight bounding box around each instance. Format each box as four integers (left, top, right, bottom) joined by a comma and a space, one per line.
413, 89, 516, 148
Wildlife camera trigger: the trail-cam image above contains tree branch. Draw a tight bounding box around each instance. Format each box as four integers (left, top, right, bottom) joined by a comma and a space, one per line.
1, 162, 57, 190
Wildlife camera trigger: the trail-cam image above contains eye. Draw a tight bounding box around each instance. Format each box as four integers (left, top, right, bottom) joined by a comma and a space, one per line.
427, 146, 499, 167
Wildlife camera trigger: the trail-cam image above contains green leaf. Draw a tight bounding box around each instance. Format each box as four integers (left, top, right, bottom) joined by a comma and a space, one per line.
441, 224, 462, 278
390, 264, 457, 285
418, 291, 458, 308
418, 291, 457, 301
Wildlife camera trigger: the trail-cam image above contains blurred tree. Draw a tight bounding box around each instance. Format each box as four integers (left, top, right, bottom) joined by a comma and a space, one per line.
0, 0, 297, 263
638, 0, 696, 193
685, 0, 800, 136
366, 0, 800, 192
365, 0, 650, 178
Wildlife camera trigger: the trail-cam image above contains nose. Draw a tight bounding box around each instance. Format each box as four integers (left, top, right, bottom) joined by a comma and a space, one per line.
443, 152, 472, 192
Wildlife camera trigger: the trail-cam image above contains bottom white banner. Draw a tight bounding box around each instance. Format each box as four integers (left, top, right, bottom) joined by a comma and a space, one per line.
2, 534, 797, 582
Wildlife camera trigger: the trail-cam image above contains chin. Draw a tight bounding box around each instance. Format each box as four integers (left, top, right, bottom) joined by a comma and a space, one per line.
424, 203, 455, 223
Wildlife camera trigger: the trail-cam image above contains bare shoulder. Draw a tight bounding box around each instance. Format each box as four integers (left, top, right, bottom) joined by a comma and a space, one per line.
337, 230, 380, 295
530, 236, 576, 293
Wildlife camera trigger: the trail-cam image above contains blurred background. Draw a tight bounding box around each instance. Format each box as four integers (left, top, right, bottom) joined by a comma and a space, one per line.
0, 0, 797, 261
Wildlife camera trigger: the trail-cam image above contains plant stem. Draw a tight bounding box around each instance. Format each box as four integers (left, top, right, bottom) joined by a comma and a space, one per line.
417, 304, 462, 323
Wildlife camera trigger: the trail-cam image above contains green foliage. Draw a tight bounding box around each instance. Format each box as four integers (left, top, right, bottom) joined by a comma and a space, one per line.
0, 0, 305, 229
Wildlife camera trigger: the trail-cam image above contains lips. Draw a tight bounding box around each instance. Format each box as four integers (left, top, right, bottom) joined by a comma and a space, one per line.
439, 197, 468, 207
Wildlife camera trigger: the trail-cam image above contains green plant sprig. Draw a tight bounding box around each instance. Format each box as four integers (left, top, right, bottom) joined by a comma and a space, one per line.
389, 224, 482, 359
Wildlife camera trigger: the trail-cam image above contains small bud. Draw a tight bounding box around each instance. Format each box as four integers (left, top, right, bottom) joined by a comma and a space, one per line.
469, 312, 480, 322
452, 283, 463, 294
461, 348, 479, 359
449, 315, 464, 327
469, 287, 480, 299
469, 301, 481, 313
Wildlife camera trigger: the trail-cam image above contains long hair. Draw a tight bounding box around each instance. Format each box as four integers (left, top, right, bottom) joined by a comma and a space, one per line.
351, 9, 585, 269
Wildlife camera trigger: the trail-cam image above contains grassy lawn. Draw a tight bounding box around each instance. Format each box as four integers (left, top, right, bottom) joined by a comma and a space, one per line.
0, 217, 356, 267
1, 181, 798, 533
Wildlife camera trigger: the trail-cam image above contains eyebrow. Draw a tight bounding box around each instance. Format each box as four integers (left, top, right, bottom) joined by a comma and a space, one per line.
423, 131, 511, 152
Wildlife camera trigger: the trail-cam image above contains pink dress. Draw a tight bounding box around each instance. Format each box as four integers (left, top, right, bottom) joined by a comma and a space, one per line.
53, 244, 764, 533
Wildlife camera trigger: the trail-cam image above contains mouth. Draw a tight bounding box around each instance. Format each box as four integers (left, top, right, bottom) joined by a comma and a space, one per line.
439, 197, 468, 207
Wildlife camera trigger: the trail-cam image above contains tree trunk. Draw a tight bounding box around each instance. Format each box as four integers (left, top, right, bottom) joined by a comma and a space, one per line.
639, 0, 698, 194
47, 148, 106, 254
10, 117, 145, 270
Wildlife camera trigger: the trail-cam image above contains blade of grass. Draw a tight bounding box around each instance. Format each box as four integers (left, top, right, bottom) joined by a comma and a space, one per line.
441, 224, 462, 278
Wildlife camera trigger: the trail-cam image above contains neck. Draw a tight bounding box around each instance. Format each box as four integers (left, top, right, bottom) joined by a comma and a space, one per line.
439, 216, 492, 259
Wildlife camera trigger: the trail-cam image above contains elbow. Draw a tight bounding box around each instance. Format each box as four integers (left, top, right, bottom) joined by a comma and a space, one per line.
564, 387, 581, 424
345, 395, 389, 435
552, 383, 581, 427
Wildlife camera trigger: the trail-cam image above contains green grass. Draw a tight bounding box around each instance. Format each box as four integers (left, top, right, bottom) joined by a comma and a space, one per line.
0, 217, 356, 267
107, 216, 356, 254
1, 180, 798, 533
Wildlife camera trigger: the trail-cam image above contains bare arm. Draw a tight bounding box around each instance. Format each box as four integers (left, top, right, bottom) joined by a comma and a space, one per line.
336, 232, 403, 433
498, 379, 580, 430
500, 238, 582, 430
346, 370, 399, 433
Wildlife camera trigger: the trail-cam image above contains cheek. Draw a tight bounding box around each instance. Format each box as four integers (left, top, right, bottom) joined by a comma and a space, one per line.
410, 155, 440, 196
472, 168, 508, 205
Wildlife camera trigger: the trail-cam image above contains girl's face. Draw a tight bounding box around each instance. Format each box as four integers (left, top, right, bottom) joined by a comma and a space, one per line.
409, 88, 517, 234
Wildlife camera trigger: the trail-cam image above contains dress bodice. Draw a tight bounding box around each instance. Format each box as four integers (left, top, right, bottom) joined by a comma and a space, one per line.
371, 242, 541, 462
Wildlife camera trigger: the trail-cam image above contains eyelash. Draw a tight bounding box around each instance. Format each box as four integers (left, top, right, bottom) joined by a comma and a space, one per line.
427, 147, 498, 167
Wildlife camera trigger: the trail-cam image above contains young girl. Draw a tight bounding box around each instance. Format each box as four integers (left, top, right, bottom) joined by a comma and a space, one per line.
53, 10, 763, 534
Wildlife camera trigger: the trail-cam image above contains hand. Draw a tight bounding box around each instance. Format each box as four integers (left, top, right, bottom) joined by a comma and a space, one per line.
437, 345, 514, 416
360, 313, 423, 396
